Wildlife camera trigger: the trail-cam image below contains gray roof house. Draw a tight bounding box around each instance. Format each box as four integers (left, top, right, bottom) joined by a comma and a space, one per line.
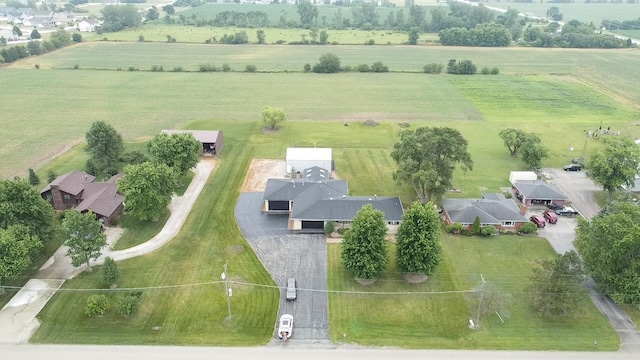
263, 166, 404, 232
513, 180, 567, 207
442, 193, 528, 231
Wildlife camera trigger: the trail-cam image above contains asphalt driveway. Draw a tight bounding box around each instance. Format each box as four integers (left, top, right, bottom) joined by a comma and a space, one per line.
235, 193, 330, 344
540, 168, 601, 220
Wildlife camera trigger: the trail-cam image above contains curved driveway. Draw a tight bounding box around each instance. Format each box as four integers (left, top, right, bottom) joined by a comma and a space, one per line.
0, 160, 215, 344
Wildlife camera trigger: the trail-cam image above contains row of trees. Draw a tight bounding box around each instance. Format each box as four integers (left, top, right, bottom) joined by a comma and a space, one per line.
0, 29, 71, 64
342, 202, 442, 282
439, 23, 513, 47
523, 20, 630, 48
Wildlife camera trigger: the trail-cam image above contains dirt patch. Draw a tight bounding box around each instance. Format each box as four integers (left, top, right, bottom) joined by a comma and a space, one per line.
402, 273, 429, 284
225, 244, 245, 257
240, 159, 287, 192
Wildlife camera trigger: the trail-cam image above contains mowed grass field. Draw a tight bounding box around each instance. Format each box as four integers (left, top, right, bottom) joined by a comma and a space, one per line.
481, 1, 640, 24
328, 235, 618, 350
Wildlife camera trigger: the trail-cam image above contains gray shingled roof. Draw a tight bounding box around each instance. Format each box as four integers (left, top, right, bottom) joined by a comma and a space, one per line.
442, 197, 527, 225
303, 166, 330, 182
41, 170, 95, 196
263, 178, 348, 201
515, 180, 568, 200
293, 196, 404, 221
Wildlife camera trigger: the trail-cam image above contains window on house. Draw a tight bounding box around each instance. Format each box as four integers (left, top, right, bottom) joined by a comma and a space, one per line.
63, 194, 71, 200
503, 221, 514, 226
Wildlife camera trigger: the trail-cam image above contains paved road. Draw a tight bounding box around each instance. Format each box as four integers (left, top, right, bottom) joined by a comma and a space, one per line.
537, 169, 640, 352
1, 344, 638, 360
235, 193, 330, 343
0, 160, 215, 344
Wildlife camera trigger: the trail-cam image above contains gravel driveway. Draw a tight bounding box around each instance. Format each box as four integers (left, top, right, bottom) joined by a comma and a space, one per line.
540, 168, 601, 220
235, 193, 330, 344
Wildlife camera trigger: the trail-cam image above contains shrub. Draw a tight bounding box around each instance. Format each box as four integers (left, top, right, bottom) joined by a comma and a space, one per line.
447, 59, 477, 75
355, 64, 370, 72
85, 295, 108, 317
503, 192, 513, 199
73, 64, 79, 69
337, 227, 347, 235
34, 64, 40, 69
46, 170, 57, 183
481, 66, 491, 75
275, 39, 285, 44
245, 64, 257, 72
324, 221, 335, 235
198, 63, 217, 72
481, 225, 497, 236
105, 166, 118, 177
471, 216, 481, 235
120, 150, 148, 164
72, 33, 82, 42
519, 222, 538, 234
366, 39, 375, 45
138, 34, 145, 42
423, 63, 443, 74
28, 168, 40, 185
128, 66, 136, 71
342, 65, 352, 72
491, 67, 500, 75
370, 61, 389, 73
84, 159, 99, 176
172, 66, 183, 72
102, 257, 119, 287
445, 222, 463, 234
222, 63, 231, 72
303, 63, 311, 72
312, 53, 341, 73
151, 65, 163, 72
117, 291, 143, 317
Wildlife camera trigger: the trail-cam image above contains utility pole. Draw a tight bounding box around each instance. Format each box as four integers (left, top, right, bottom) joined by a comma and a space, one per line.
221, 260, 232, 324
474, 274, 486, 328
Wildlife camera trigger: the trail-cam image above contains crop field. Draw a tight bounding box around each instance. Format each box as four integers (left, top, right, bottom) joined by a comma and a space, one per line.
328, 235, 618, 350
3, 43, 640, 178
84, 26, 425, 45
613, 30, 640, 38
481, 1, 640, 24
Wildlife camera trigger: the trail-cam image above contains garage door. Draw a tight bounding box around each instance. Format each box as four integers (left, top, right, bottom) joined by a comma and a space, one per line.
302, 221, 324, 230
268, 201, 289, 211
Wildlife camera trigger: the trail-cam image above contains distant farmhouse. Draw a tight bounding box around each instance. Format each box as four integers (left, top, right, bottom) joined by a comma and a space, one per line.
161, 129, 224, 156
263, 148, 403, 232
41, 171, 124, 226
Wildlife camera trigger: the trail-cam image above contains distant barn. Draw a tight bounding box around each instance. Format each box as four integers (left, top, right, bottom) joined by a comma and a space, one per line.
161, 130, 224, 156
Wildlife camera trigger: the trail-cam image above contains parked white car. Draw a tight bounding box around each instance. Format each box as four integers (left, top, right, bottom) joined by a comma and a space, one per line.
277, 314, 293, 340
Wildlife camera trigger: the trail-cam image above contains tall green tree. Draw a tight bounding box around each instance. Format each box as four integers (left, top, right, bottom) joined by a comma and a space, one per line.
526, 251, 584, 317
146, 6, 159, 21
395, 201, 442, 279
588, 136, 640, 204
341, 204, 388, 280
100, 4, 142, 32
28, 168, 40, 185
0, 178, 54, 245
148, 133, 200, 177
260, 106, 287, 130
576, 202, 640, 304
85, 121, 124, 170
63, 210, 107, 271
0, 225, 41, 287
297, 0, 318, 27
30, 29, 41, 40
408, 27, 419, 45
520, 135, 549, 170
102, 256, 120, 287
118, 162, 178, 221
256, 29, 266, 44
391, 127, 473, 203
312, 53, 341, 73
498, 128, 529, 156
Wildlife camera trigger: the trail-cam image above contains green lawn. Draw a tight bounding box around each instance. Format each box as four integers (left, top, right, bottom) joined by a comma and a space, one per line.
32, 121, 279, 345
623, 304, 640, 329
111, 211, 170, 251
612, 30, 640, 39
329, 235, 619, 350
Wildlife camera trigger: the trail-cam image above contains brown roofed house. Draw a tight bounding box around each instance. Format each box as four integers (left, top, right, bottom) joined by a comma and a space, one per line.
41, 171, 124, 226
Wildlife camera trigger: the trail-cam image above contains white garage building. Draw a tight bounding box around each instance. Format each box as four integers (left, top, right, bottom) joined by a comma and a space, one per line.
286, 147, 333, 174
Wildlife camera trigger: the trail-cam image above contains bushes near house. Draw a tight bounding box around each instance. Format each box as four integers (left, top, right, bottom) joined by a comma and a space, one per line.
471, 216, 481, 235
481, 225, 497, 236
445, 222, 463, 234
324, 221, 335, 235
519, 222, 538, 234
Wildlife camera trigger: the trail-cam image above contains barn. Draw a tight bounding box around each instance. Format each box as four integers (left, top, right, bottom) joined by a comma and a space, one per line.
161, 130, 224, 155
286, 148, 332, 174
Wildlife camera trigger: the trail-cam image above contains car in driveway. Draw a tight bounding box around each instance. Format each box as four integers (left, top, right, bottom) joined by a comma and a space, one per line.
277, 314, 293, 340
556, 207, 579, 216
529, 214, 546, 228
542, 210, 557, 224
563, 164, 582, 172
286, 278, 297, 301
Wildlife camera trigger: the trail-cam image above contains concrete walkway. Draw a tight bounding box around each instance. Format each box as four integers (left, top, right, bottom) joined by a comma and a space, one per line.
0, 160, 215, 344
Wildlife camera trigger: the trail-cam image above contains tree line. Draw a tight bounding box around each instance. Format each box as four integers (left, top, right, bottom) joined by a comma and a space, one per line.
0, 29, 74, 64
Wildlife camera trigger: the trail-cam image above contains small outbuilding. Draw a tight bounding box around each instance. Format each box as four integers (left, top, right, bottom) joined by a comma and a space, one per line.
161, 129, 223, 156
509, 171, 537, 186
286, 147, 332, 174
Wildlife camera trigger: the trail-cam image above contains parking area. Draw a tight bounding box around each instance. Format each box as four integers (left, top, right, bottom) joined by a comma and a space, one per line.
526, 206, 579, 254
540, 168, 602, 220
235, 193, 330, 344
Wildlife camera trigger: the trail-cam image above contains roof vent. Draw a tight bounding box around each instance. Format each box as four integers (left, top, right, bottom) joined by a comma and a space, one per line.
342, 195, 346, 198
369, 198, 372, 201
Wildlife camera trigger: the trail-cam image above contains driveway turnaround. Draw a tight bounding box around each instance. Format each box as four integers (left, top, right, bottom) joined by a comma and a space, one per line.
0, 160, 215, 344
541, 168, 601, 219
235, 192, 330, 343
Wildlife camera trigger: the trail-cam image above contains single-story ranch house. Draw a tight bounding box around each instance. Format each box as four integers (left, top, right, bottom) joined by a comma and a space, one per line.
512, 180, 567, 208
442, 193, 528, 231
161, 129, 223, 156
263, 166, 404, 232
41, 170, 124, 225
